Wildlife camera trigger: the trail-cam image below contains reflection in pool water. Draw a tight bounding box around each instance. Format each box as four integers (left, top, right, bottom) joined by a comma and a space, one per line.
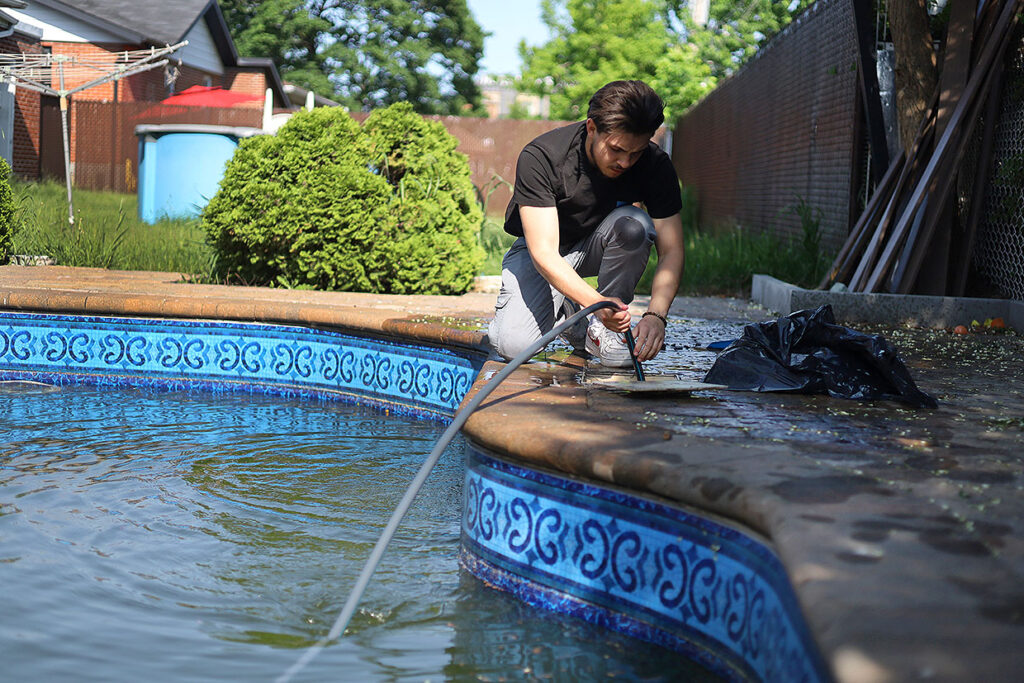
0, 385, 715, 681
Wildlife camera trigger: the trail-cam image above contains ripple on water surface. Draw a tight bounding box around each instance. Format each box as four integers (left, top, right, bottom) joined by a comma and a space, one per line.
0, 384, 716, 681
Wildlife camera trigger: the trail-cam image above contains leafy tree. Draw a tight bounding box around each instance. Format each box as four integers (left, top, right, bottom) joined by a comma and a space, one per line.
650, 41, 715, 123
885, 0, 939, 155
662, 1, 814, 80
658, 1, 814, 120
519, 0, 814, 123
221, 0, 334, 94
518, 0, 670, 120
222, 0, 485, 115
506, 100, 534, 120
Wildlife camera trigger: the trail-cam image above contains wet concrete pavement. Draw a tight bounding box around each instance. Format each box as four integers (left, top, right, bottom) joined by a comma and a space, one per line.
468, 295, 1024, 682
2, 267, 1023, 682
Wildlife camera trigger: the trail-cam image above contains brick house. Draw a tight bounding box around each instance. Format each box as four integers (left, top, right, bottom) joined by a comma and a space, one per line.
0, 0, 43, 177
1, 0, 289, 182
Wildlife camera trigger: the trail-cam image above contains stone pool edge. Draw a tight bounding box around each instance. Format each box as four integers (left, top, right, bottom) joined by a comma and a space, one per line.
0, 285, 482, 355
6, 266, 1012, 682
0, 269, 833, 680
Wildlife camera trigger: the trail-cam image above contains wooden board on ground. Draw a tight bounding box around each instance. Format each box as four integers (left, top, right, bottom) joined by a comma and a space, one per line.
587, 374, 727, 395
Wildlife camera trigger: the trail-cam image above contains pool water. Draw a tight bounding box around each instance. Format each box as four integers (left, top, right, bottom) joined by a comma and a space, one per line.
0, 384, 715, 681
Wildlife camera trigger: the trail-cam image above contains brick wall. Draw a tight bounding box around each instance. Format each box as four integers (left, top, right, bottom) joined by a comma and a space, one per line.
672, 0, 861, 251
1, 32, 44, 179
430, 117, 575, 214
41, 41, 239, 104
223, 69, 268, 99
35, 42, 270, 174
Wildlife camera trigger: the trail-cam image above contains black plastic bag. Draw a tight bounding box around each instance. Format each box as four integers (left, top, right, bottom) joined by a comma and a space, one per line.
704, 305, 937, 407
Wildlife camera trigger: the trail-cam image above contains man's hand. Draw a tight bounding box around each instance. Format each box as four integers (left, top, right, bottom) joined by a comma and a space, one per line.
594, 297, 631, 332
631, 313, 666, 362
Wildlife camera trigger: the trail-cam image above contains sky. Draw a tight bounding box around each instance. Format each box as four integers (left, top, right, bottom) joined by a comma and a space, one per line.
466, 0, 550, 76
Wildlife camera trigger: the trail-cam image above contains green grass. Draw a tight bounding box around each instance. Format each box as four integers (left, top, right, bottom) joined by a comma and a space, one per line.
9, 180, 215, 277
478, 214, 515, 275
7, 181, 830, 297
477, 188, 831, 296
633, 224, 828, 297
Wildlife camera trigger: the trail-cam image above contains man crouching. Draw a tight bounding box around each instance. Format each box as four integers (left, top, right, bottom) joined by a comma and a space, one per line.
488, 80, 685, 367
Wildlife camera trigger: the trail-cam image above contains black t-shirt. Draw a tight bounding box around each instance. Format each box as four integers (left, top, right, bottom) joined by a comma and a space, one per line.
504, 121, 682, 246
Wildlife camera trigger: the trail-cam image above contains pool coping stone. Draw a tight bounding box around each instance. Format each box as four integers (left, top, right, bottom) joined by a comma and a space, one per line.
2, 265, 1022, 683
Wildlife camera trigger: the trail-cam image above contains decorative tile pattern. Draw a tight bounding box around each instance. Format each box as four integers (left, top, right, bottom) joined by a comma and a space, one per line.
462, 450, 829, 683
0, 312, 483, 418
2, 312, 826, 680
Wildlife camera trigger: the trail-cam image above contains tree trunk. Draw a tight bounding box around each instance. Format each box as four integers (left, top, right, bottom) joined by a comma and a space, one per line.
886, 0, 938, 155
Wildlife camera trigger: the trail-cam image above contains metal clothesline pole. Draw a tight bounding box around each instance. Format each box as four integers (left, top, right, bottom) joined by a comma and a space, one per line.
0, 42, 187, 226
56, 58, 74, 225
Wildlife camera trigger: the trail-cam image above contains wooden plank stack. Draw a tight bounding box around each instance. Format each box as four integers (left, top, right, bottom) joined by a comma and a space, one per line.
821, 0, 1023, 295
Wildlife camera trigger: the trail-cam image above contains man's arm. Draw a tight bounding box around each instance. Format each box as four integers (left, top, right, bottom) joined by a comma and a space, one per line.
632, 213, 685, 361
520, 205, 632, 332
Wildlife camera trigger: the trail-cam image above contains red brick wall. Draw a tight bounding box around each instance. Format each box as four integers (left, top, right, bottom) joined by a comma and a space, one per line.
41, 41, 231, 103
1, 32, 44, 179
223, 69, 268, 101
39, 42, 270, 172
672, 0, 861, 251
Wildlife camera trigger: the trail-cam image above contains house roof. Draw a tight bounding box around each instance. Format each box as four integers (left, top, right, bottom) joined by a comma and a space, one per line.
26, 0, 292, 108
42, 0, 213, 46
0, 0, 26, 31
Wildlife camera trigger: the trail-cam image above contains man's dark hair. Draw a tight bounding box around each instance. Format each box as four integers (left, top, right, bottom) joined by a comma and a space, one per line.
587, 80, 665, 136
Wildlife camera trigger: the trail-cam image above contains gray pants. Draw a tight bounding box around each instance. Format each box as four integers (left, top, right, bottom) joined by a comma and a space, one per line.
488, 205, 656, 360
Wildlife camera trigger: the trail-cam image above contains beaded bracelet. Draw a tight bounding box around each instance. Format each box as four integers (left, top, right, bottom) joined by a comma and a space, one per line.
642, 311, 667, 326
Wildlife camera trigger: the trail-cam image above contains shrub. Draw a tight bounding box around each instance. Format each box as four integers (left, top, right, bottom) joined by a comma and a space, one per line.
202, 103, 483, 293
0, 158, 15, 263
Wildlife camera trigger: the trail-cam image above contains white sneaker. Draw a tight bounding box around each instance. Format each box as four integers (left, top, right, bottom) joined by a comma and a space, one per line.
585, 318, 634, 367
555, 300, 587, 352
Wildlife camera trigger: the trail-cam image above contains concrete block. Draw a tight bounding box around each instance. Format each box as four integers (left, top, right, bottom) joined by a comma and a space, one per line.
752, 274, 1022, 331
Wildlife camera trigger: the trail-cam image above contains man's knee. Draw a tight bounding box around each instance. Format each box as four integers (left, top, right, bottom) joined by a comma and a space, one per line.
608, 206, 655, 251
490, 325, 540, 361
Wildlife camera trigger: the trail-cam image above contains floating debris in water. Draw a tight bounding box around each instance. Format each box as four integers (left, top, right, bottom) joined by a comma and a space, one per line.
0, 380, 60, 394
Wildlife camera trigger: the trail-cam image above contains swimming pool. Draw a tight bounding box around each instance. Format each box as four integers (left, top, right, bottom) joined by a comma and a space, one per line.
1, 384, 711, 680
0, 310, 827, 681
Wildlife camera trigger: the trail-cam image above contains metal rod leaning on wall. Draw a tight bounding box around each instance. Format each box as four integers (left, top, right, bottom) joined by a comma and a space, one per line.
851, 0, 891, 184
819, 150, 904, 289
865, 0, 1021, 293
890, 0, 985, 294
848, 107, 937, 291
888, 52, 1001, 293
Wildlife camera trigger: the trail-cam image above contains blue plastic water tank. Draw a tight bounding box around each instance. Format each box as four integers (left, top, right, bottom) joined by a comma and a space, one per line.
135, 124, 265, 223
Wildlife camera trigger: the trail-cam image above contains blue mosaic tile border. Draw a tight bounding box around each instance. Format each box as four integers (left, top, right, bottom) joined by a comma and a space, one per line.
0, 312, 484, 419
461, 449, 830, 683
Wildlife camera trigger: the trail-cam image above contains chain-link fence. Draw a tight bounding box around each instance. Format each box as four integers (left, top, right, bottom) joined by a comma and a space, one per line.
970, 23, 1024, 300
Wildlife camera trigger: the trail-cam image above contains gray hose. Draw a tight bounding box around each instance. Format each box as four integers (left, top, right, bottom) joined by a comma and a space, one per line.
276, 300, 618, 683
